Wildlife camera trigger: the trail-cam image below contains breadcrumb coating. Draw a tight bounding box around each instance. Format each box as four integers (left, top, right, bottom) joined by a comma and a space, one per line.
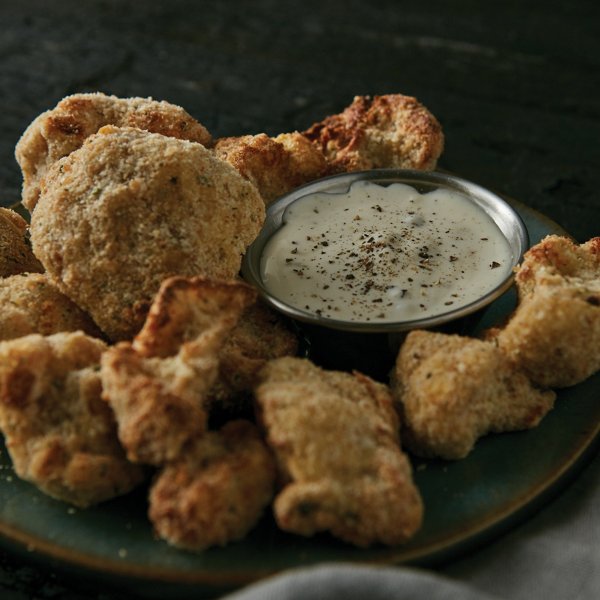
214, 132, 329, 205
16, 92, 212, 211
101, 277, 256, 465
255, 357, 423, 547
30, 126, 265, 341
392, 330, 556, 460
494, 235, 600, 387
0, 332, 144, 507
208, 300, 299, 411
149, 420, 275, 551
0, 207, 43, 277
0, 273, 102, 342
303, 94, 444, 172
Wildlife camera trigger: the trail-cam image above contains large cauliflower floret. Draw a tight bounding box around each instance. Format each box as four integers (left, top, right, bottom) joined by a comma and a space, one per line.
30, 126, 265, 341
15, 92, 212, 211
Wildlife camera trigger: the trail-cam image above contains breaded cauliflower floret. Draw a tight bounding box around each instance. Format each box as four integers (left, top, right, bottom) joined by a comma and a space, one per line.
391, 330, 556, 460
30, 126, 264, 341
214, 131, 328, 205
255, 357, 423, 547
149, 420, 275, 551
15, 92, 212, 211
494, 235, 600, 388
208, 300, 299, 412
0, 331, 144, 507
0, 207, 43, 277
0, 273, 102, 342
101, 277, 256, 465
303, 94, 444, 173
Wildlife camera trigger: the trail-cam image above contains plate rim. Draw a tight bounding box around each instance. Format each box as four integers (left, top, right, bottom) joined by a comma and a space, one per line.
0, 193, 597, 594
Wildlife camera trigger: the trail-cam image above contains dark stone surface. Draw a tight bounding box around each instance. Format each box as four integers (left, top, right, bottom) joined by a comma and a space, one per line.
1, 0, 599, 241
0, 1, 598, 598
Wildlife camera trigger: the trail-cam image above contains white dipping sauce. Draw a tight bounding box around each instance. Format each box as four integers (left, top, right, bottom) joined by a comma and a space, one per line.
260, 180, 513, 323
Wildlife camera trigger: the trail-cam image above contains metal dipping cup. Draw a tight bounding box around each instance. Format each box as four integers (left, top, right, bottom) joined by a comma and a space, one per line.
241, 169, 529, 379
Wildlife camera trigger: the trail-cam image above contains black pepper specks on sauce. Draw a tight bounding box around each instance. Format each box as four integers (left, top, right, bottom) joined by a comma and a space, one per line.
261, 181, 512, 322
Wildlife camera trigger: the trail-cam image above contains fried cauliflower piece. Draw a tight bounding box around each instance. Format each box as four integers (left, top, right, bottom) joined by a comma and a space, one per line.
101, 277, 256, 465
391, 330, 556, 460
255, 357, 423, 547
214, 132, 329, 205
16, 92, 212, 211
0, 273, 102, 342
149, 420, 275, 551
209, 300, 299, 411
303, 94, 444, 173
0, 331, 144, 507
30, 126, 264, 341
0, 207, 43, 277
492, 235, 600, 388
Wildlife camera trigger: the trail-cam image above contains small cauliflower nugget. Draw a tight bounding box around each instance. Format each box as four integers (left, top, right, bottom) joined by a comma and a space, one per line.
0, 332, 144, 507
0, 207, 43, 277
495, 235, 600, 388
255, 357, 423, 547
303, 94, 444, 173
392, 330, 556, 460
214, 132, 328, 205
149, 420, 275, 551
101, 277, 256, 465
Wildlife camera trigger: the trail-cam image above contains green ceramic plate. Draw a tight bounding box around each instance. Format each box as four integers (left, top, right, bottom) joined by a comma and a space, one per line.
0, 199, 598, 599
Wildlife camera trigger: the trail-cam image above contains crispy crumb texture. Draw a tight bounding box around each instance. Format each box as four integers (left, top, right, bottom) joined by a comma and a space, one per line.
149, 420, 275, 551
0, 332, 144, 507
255, 357, 423, 547
0, 273, 102, 342
391, 330, 556, 460
0, 207, 43, 277
30, 127, 264, 341
16, 92, 212, 211
494, 235, 600, 387
209, 300, 299, 412
101, 276, 256, 465
214, 132, 329, 205
304, 94, 444, 173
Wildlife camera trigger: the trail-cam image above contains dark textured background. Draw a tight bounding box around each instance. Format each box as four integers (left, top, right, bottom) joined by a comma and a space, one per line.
0, 1, 598, 598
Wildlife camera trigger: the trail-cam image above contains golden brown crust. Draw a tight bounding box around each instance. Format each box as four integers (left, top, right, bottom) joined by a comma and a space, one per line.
208, 300, 299, 410
0, 332, 144, 507
30, 126, 265, 341
255, 357, 423, 547
303, 94, 444, 172
148, 420, 275, 551
0, 207, 43, 277
101, 277, 256, 465
16, 93, 212, 211
133, 276, 258, 358
495, 235, 600, 387
392, 330, 556, 460
213, 132, 329, 205
0, 273, 103, 342
515, 235, 600, 296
